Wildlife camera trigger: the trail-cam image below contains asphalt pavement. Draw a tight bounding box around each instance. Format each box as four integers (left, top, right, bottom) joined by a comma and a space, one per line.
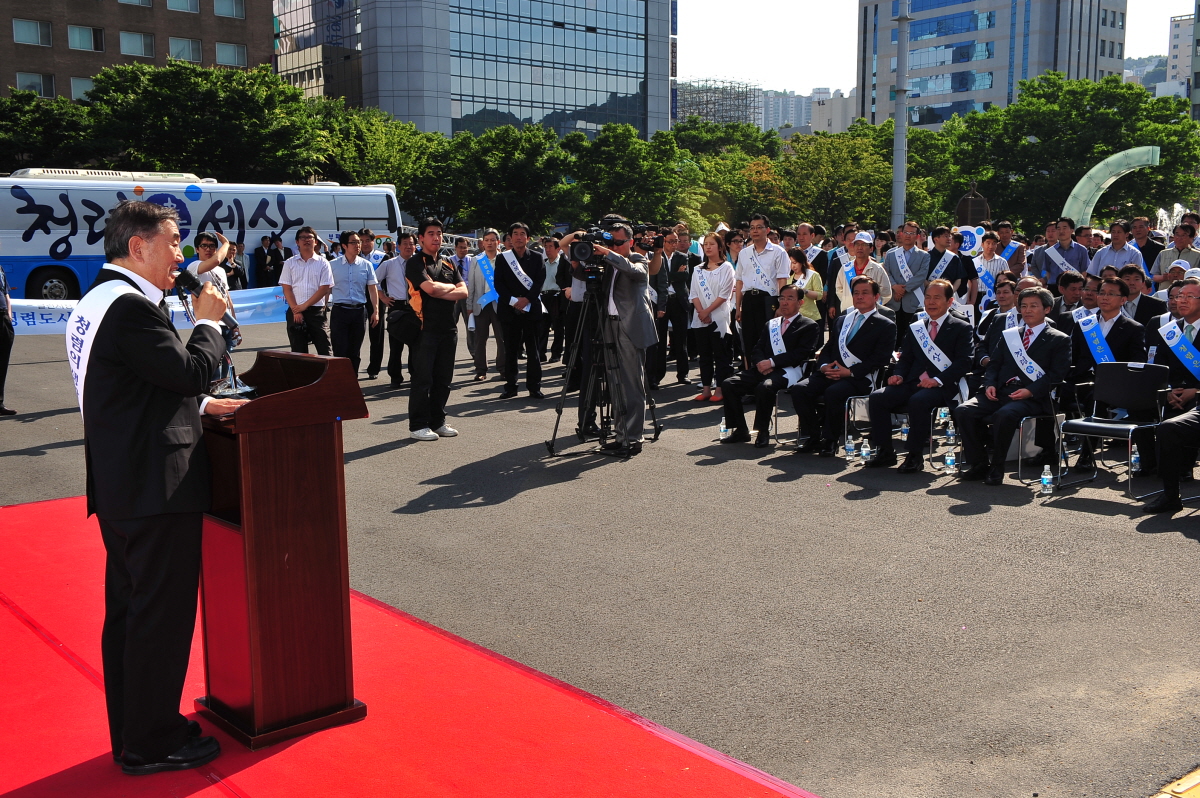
2, 321, 1199, 798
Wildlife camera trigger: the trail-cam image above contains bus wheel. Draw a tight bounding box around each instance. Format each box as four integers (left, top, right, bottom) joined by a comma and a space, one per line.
28, 267, 80, 300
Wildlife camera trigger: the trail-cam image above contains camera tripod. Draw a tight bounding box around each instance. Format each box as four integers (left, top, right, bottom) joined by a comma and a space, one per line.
545, 282, 662, 458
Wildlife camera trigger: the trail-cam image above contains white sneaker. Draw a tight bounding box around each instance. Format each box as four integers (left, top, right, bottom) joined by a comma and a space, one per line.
410, 427, 439, 441
434, 424, 459, 437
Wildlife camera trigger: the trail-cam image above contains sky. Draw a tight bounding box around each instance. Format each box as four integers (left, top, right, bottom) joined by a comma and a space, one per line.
676, 0, 1195, 95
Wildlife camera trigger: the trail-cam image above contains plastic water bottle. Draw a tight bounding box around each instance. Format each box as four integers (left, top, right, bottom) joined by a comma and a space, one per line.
1040, 465, 1054, 495
718, 420, 728, 440
945, 422, 956, 447
860, 440, 872, 464
844, 436, 856, 459
1131, 444, 1141, 472
938, 406, 949, 423
901, 419, 910, 441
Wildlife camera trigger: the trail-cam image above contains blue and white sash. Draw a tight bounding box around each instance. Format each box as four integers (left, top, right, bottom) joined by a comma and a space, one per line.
894, 247, 924, 304
746, 245, 770, 290
837, 309, 863, 368
1160, 320, 1200, 381
977, 259, 996, 307
929, 250, 955, 281
65, 278, 140, 415
1001, 240, 1019, 261
477, 254, 499, 307
769, 316, 804, 386
837, 247, 856, 292
1071, 306, 1096, 323
1002, 326, 1046, 381
805, 245, 821, 262
1044, 244, 1079, 275
910, 317, 969, 399
1078, 313, 1115, 364
696, 266, 715, 307
502, 250, 539, 312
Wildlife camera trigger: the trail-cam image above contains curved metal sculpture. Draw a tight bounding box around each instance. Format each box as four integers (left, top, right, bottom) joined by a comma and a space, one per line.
1061, 146, 1161, 225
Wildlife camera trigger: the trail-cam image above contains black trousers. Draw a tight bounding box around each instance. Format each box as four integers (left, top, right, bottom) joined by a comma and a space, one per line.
500, 306, 542, 392
739, 291, 776, 360
695, 324, 733, 388
330, 304, 368, 374
387, 305, 419, 382
366, 303, 386, 376
790, 371, 872, 442
665, 293, 691, 380
869, 382, 957, 454
0, 309, 12, 407
722, 368, 789, 434
894, 309, 917, 351
285, 306, 331, 356
456, 299, 475, 354
408, 329, 457, 431
1156, 407, 1200, 497
955, 393, 1046, 469
650, 310, 669, 386
538, 291, 565, 360
99, 512, 202, 760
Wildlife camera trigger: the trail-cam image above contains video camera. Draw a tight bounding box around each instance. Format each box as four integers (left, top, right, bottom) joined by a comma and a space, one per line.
569, 225, 615, 281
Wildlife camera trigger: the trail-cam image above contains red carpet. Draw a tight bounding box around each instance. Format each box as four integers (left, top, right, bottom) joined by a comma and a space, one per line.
0, 497, 820, 798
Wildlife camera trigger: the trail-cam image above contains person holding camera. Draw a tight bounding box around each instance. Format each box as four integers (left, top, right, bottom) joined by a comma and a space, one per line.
494, 222, 548, 399
560, 220, 657, 455
641, 225, 670, 389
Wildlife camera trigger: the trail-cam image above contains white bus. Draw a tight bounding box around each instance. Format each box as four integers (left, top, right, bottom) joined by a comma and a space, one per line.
0, 169, 402, 299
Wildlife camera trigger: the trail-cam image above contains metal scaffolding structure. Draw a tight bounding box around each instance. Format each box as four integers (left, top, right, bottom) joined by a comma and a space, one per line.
673, 79, 762, 126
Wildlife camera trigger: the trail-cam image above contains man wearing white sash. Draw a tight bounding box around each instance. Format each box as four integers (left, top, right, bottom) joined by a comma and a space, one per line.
864, 280, 974, 473
995, 221, 1026, 275
494, 221, 549, 399
881, 221, 930, 348
1066, 277, 1145, 472
734, 213, 790, 361
927, 226, 974, 304
833, 231, 893, 312
974, 278, 1019, 373
1031, 217, 1089, 293
792, 276, 897, 457
954, 287, 1071, 485
719, 285, 818, 448
70, 200, 244, 774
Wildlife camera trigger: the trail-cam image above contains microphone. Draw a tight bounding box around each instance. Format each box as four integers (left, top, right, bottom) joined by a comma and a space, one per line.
174, 268, 239, 330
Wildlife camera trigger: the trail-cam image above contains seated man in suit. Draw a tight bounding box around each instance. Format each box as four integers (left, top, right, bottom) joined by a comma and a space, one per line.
973, 279, 1019, 374
791, 276, 897, 456
1119, 264, 1167, 326
955, 287, 1072, 486
1049, 271, 1085, 336
865, 279, 974, 472
721, 284, 818, 447
1139, 277, 1200, 478
1067, 276, 1146, 471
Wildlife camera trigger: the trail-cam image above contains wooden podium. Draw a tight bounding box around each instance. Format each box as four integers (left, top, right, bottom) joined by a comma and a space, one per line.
195, 351, 369, 749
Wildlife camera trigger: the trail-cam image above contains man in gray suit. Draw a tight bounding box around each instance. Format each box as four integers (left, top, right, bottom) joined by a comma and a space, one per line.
882, 220, 930, 349
560, 221, 658, 455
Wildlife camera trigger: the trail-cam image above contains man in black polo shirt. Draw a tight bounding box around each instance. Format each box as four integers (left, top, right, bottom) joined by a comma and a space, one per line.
494, 221, 548, 399
406, 217, 466, 441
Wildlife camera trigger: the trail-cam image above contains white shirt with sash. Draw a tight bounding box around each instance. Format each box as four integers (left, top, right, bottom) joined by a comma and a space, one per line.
735, 241, 788, 294
688, 261, 735, 335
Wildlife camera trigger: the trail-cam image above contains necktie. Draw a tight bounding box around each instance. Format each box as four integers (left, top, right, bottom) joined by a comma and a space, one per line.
158, 298, 168, 314
847, 314, 864, 341
1022, 327, 1033, 349
781, 317, 790, 335
928, 319, 938, 340
1187, 323, 1196, 343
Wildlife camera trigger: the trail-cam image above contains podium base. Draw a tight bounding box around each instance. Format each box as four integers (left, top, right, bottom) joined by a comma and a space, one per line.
194, 696, 367, 750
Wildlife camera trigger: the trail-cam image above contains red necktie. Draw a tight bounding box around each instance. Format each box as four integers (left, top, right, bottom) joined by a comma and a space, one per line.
1022, 327, 1032, 349
928, 319, 938, 339
781, 318, 790, 335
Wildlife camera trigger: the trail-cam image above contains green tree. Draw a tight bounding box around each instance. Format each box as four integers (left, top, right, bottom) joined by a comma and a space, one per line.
85, 61, 330, 183
397, 131, 476, 228
672, 116, 783, 159
561, 125, 682, 223
0, 90, 94, 173
846, 118, 961, 229
308, 97, 437, 197
781, 134, 892, 228
954, 73, 1200, 230
459, 125, 572, 230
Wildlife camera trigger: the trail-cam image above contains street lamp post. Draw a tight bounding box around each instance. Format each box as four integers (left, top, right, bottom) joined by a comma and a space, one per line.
891, 0, 912, 230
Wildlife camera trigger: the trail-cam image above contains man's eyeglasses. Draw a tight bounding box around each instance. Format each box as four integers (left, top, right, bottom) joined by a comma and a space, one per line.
197, 243, 216, 249
1097, 291, 1125, 298
729, 238, 744, 244
297, 235, 316, 241
609, 238, 629, 246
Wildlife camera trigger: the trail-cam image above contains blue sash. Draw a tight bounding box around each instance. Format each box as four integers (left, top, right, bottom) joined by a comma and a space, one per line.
1078, 314, 1115, 364
837, 248, 855, 291
978, 265, 996, 309
1160, 320, 1200, 382
477, 254, 499, 307
1001, 241, 1018, 261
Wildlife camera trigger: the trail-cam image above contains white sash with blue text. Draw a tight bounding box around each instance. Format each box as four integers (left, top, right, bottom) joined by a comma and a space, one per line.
929, 250, 955, 281
1002, 326, 1046, 381
769, 316, 804, 386
894, 247, 924, 304
837, 309, 863, 368
65, 279, 140, 415
1160, 319, 1200, 381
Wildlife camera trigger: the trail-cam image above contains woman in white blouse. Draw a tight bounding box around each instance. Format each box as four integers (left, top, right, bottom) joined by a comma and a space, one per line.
690, 232, 736, 402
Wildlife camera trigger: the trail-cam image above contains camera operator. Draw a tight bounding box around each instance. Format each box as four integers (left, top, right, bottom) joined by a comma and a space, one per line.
640, 225, 670, 390
561, 220, 657, 455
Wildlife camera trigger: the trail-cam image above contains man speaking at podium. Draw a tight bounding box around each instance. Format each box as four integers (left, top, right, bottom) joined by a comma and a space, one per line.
66, 200, 246, 775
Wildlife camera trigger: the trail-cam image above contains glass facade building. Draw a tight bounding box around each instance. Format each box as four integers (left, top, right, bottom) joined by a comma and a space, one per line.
859, 0, 1127, 128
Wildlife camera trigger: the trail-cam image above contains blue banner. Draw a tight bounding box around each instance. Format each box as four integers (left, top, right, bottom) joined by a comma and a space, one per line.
1078, 314, 1115, 364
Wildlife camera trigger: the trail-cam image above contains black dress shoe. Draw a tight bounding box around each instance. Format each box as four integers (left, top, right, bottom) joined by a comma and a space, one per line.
1143, 494, 1184, 514
796, 436, 824, 454
389, 380, 405, 389
754, 432, 771, 448
676, 376, 693, 385
1071, 456, 1095, 474
366, 373, 378, 380
0, 407, 17, 416
1021, 452, 1057, 469
818, 440, 837, 457
958, 463, 990, 481
897, 453, 924, 473
721, 428, 752, 444
983, 469, 1005, 486
648, 383, 661, 391
474, 374, 487, 382
113, 721, 202, 762
121, 736, 220, 775
862, 448, 897, 468
529, 389, 545, 399
576, 424, 601, 440
500, 388, 518, 399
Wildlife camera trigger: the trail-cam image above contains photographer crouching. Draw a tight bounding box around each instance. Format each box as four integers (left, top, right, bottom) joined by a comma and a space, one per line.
560, 218, 658, 456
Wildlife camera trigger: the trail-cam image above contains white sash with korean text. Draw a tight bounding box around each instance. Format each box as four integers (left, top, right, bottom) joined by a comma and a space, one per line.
769, 316, 804, 386
929, 250, 955, 281
1002, 326, 1046, 381
805, 245, 821, 263
65, 279, 140, 416
502, 250, 540, 312
1160, 320, 1200, 381
894, 247, 924, 304
746, 245, 770, 290
1044, 244, 1079, 274
910, 317, 969, 400
837, 309, 864, 368
837, 247, 856, 292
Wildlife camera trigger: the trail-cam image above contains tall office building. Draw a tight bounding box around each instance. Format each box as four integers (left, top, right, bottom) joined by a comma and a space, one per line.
277, 0, 670, 139
856, 0, 1127, 128
761, 89, 812, 131
1168, 13, 1194, 83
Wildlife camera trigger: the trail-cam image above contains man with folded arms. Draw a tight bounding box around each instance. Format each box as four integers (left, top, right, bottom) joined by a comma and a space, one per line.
792, 276, 897, 456
865, 280, 973, 473
955, 287, 1071, 485
720, 284, 818, 448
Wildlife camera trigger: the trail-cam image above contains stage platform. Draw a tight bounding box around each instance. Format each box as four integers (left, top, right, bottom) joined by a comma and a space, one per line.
0, 497, 820, 798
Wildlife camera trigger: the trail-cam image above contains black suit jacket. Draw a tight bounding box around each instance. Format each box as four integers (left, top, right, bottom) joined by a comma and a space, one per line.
816, 310, 896, 378
1146, 316, 1200, 388
82, 270, 225, 519
494, 248, 548, 318
1069, 314, 1145, 382
748, 314, 819, 368
974, 306, 1017, 370
983, 323, 1072, 413
1130, 293, 1168, 327
895, 313, 974, 386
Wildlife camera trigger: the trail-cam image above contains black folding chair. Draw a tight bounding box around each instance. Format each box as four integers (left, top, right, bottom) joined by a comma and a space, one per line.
1058, 362, 1170, 499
